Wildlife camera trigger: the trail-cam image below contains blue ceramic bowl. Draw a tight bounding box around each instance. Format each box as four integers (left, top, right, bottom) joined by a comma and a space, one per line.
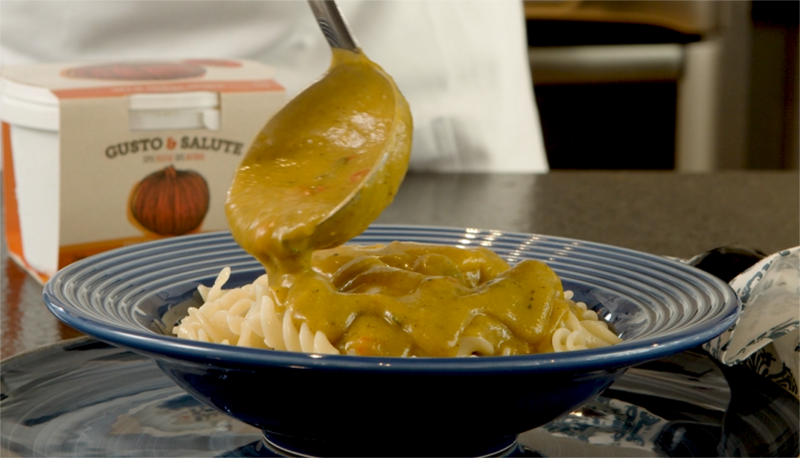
44, 226, 739, 456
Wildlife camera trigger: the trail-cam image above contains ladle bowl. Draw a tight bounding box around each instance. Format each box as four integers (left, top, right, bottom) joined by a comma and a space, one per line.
224, 0, 412, 273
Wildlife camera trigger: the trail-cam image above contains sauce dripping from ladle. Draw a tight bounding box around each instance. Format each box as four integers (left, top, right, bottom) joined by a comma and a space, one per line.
225, 1, 413, 282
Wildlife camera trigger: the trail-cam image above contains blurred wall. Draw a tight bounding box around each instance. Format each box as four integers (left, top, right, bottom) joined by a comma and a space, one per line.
525, 0, 752, 172
746, 1, 799, 170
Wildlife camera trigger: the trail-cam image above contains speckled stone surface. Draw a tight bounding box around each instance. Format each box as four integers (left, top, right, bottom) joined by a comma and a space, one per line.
377, 171, 799, 259
3, 171, 799, 358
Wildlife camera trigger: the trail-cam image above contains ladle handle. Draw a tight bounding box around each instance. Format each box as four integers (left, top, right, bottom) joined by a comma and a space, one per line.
307, 0, 359, 52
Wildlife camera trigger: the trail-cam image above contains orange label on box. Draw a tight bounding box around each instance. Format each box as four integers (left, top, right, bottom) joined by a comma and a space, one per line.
1, 59, 286, 283
52, 79, 284, 99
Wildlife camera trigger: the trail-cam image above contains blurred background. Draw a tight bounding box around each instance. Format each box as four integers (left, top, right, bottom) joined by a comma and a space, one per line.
525, 0, 799, 171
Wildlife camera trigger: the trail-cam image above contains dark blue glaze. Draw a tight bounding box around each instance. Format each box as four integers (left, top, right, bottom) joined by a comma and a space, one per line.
42, 226, 741, 456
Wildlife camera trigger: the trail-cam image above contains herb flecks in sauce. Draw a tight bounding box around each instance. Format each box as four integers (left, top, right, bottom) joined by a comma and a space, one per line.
226, 49, 411, 277
225, 49, 568, 357
303, 242, 568, 356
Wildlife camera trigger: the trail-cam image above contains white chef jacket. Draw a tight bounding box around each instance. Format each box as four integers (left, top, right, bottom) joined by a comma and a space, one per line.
0, 0, 548, 173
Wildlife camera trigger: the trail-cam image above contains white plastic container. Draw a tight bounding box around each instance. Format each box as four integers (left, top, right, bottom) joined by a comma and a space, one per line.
1, 59, 285, 283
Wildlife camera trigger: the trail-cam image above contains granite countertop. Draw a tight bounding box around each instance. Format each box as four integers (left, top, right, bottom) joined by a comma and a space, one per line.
378, 171, 799, 259
2, 171, 798, 358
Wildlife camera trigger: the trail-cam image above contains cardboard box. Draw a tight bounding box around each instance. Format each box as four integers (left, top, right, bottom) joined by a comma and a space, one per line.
2, 59, 285, 283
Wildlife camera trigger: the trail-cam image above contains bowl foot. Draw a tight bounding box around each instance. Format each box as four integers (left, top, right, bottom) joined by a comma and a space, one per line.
262, 430, 518, 457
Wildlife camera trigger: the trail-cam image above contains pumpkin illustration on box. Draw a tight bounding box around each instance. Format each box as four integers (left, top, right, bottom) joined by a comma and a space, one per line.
129, 165, 210, 236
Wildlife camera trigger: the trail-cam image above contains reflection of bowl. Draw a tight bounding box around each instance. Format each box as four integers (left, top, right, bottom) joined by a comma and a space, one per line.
44, 226, 739, 456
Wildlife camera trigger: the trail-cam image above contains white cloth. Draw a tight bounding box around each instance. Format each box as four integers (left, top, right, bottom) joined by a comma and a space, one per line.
0, 0, 548, 172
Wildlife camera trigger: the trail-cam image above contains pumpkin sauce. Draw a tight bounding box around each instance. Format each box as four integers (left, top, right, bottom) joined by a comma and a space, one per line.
225, 49, 569, 357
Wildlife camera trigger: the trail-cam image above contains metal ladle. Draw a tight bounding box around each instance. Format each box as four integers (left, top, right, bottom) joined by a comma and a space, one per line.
300, 0, 412, 256
225, 0, 412, 275
308, 0, 359, 52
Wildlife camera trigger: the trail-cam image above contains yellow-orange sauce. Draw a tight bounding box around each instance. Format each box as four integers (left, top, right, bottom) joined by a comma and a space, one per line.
302, 242, 570, 356
226, 49, 411, 277
225, 49, 569, 357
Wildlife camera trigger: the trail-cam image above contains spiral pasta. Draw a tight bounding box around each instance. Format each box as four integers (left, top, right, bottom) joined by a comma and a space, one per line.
173, 267, 339, 354
550, 290, 623, 352
174, 267, 622, 356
